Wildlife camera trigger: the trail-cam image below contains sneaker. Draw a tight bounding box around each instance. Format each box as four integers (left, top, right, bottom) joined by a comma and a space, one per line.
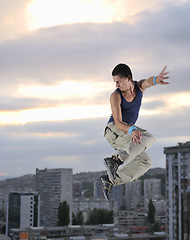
104, 157, 120, 181
100, 175, 113, 201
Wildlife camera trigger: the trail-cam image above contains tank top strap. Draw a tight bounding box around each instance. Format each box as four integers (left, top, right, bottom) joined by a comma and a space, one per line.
116, 81, 138, 101
134, 81, 140, 92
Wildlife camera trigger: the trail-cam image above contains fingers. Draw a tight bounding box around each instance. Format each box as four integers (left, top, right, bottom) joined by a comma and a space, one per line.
157, 66, 170, 85
163, 71, 170, 76
131, 130, 142, 144
160, 81, 169, 85
160, 66, 169, 75
132, 136, 141, 144
131, 137, 140, 144
161, 65, 167, 74
161, 65, 169, 74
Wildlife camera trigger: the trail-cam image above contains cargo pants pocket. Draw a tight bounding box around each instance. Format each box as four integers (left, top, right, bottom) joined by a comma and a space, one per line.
104, 127, 119, 149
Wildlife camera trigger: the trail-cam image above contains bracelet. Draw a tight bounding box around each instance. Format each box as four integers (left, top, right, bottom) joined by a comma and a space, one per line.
128, 126, 137, 135
153, 76, 158, 85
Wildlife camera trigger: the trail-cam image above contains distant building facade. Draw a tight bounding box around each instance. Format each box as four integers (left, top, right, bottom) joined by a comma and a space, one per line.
115, 210, 148, 226
164, 142, 190, 240
9, 225, 116, 240
73, 181, 82, 198
144, 178, 161, 210
36, 168, 73, 227
125, 180, 142, 211
94, 179, 125, 210
152, 199, 167, 225
94, 179, 104, 199
6, 191, 40, 235
0, 193, 6, 221
73, 198, 118, 223
110, 185, 125, 210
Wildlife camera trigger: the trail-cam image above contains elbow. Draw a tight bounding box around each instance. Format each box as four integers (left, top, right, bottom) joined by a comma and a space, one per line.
115, 123, 120, 130
115, 121, 122, 130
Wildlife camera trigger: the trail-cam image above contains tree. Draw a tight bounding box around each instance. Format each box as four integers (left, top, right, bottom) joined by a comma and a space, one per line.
1, 224, 6, 234
153, 222, 161, 232
86, 208, 113, 225
147, 200, 156, 224
82, 182, 94, 198
72, 213, 78, 225
72, 211, 84, 225
77, 211, 84, 225
57, 201, 70, 226
148, 222, 161, 234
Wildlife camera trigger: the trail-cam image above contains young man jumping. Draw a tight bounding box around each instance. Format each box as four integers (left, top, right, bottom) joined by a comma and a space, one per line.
100, 63, 169, 201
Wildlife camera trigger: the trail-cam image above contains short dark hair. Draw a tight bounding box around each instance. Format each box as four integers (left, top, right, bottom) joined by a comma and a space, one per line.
112, 63, 133, 79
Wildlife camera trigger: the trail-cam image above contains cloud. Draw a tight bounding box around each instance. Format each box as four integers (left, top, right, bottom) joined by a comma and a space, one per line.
106, 0, 169, 22
0, 0, 189, 123
0, 0, 190, 177
142, 99, 166, 110
0, 92, 110, 112
0, 172, 7, 176
0, 118, 109, 176
0, 23, 117, 83
136, 106, 190, 169
0, 0, 189, 87
0, 97, 60, 111
0, 0, 33, 42
0, 109, 190, 177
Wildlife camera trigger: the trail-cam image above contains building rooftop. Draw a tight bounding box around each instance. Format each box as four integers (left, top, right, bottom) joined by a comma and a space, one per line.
9, 191, 39, 195
164, 141, 190, 154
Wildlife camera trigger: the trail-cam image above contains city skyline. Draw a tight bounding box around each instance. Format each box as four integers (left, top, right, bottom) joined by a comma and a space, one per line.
0, 0, 190, 177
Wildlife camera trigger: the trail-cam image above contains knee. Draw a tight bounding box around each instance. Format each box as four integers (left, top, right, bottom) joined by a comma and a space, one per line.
139, 155, 152, 168
138, 152, 152, 170
144, 132, 155, 149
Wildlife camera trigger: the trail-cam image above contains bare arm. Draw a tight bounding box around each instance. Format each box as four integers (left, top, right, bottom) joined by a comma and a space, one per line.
138, 65, 169, 92
110, 91, 130, 132
110, 91, 142, 144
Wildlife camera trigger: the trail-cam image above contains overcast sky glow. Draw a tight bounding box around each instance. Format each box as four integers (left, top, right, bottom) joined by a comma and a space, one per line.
0, 0, 190, 177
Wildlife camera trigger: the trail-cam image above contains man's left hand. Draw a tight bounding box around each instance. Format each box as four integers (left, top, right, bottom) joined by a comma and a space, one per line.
156, 65, 170, 85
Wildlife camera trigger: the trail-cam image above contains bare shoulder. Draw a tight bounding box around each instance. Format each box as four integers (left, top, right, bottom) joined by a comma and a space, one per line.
110, 90, 121, 104
110, 90, 120, 100
111, 89, 119, 96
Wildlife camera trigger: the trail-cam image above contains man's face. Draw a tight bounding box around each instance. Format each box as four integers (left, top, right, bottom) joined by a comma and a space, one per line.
113, 75, 130, 91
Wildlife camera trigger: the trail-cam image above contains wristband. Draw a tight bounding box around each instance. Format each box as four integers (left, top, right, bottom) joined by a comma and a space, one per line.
128, 126, 137, 135
153, 76, 158, 85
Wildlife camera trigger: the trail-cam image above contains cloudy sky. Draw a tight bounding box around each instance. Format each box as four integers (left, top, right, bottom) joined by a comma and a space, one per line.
0, 0, 190, 178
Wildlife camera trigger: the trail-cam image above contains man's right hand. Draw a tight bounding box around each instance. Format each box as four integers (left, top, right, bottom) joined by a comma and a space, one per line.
131, 129, 142, 144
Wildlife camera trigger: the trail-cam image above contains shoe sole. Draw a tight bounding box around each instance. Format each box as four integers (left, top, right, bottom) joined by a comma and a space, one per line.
100, 177, 109, 201
104, 159, 115, 181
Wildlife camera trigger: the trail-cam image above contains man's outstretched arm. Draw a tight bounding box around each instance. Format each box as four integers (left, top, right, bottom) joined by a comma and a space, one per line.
138, 65, 169, 92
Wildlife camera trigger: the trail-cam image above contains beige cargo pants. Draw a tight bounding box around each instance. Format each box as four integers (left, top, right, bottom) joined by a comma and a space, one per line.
104, 122, 155, 186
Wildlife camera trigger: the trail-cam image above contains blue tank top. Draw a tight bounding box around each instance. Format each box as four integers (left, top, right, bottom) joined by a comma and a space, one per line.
108, 81, 143, 124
